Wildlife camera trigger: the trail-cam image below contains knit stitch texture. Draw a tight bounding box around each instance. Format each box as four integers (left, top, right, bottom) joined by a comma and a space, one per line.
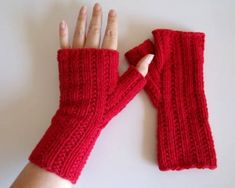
125, 29, 217, 170
29, 48, 146, 183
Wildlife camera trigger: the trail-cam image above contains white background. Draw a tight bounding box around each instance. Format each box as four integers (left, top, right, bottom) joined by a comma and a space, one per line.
0, 0, 235, 187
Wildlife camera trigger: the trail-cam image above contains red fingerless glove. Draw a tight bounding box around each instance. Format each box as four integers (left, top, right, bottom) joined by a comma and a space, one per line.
29, 48, 146, 183
125, 29, 217, 170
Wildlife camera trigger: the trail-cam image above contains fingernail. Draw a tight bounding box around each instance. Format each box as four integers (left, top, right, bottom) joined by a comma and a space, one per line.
60, 20, 66, 29
109, 9, 116, 17
94, 3, 101, 11
146, 54, 154, 64
80, 6, 87, 15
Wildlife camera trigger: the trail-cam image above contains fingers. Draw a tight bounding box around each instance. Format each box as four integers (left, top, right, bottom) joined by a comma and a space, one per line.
136, 54, 154, 76
59, 20, 70, 48
72, 6, 87, 48
101, 9, 118, 50
60, 4, 117, 49
84, 3, 102, 48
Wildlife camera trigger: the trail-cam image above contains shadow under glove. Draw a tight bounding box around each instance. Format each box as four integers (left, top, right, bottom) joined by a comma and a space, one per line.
29, 48, 146, 183
125, 29, 217, 170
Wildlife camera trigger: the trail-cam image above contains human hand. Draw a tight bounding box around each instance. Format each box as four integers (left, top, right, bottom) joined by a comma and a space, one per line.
59, 3, 154, 76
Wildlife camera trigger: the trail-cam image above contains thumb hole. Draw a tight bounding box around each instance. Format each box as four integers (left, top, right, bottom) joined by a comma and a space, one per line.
136, 54, 154, 76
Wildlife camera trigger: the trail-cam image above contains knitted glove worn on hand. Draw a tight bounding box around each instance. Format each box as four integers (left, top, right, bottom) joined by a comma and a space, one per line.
29, 48, 146, 183
125, 29, 217, 170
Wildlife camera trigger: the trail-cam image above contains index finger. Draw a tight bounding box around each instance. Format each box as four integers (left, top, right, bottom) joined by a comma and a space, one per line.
101, 9, 118, 50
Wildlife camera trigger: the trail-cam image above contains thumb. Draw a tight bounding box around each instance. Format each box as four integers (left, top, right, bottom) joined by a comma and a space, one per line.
103, 54, 154, 123
136, 54, 154, 76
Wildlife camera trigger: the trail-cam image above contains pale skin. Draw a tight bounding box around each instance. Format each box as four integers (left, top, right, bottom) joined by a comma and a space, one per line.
11, 3, 154, 188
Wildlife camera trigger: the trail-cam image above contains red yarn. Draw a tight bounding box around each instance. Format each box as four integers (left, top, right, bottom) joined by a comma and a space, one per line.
29, 48, 146, 183
125, 29, 217, 170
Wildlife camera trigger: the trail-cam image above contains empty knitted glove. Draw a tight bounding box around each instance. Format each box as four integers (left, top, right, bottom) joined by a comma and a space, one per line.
125, 29, 217, 170
29, 48, 146, 183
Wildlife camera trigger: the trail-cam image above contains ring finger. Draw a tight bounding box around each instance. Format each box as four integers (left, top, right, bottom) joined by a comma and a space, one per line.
101, 9, 118, 50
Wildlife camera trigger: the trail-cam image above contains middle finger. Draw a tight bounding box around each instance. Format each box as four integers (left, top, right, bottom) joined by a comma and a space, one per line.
85, 3, 102, 48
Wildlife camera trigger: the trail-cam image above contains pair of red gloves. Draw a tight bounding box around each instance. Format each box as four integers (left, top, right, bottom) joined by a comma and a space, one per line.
29, 29, 217, 183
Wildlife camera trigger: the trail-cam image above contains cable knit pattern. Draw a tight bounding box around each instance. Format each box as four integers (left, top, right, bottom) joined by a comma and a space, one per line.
125, 29, 217, 170
29, 48, 146, 183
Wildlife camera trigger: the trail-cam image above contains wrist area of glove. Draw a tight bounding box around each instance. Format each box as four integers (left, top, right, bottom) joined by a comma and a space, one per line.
29, 110, 103, 184
125, 39, 154, 66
